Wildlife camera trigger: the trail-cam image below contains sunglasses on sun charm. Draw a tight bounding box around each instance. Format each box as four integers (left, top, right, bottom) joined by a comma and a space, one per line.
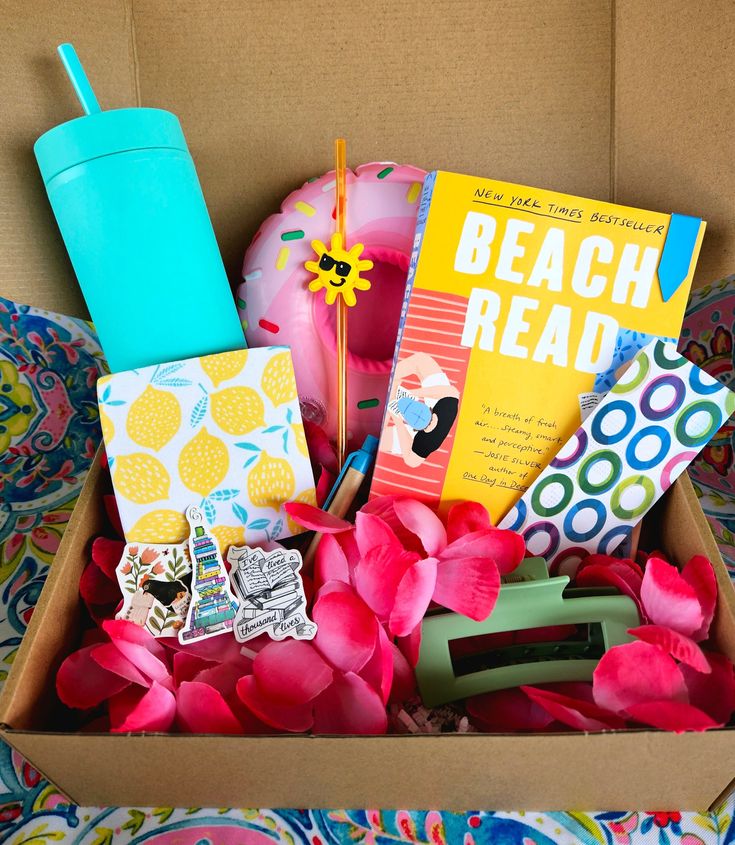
318, 253, 352, 276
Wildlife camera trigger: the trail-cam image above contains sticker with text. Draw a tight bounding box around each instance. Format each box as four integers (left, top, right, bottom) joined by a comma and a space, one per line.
227, 544, 316, 642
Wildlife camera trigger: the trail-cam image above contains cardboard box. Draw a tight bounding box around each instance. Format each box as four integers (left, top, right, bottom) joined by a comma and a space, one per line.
1, 0, 735, 810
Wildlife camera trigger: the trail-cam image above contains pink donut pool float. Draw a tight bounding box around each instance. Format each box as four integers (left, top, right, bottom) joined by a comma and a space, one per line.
238, 162, 426, 446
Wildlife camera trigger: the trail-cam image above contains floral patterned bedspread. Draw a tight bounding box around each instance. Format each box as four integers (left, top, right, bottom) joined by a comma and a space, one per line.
1, 290, 735, 845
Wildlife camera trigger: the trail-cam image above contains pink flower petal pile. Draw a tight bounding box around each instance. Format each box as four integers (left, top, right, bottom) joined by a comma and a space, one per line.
56, 619, 267, 733
59, 479, 734, 737
470, 553, 734, 734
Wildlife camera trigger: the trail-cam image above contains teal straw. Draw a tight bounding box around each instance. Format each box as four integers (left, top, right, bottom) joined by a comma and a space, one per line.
57, 43, 101, 115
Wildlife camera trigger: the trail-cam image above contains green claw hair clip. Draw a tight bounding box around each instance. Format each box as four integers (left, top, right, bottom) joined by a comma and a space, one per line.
416, 557, 640, 707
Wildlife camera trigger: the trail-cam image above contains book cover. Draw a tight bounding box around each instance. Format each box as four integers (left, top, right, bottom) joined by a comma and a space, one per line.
370, 171, 705, 521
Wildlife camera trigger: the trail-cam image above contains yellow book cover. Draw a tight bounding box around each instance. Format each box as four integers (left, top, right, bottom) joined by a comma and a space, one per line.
370, 171, 705, 522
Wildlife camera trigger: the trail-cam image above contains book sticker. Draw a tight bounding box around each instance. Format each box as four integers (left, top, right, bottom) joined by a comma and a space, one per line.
179, 505, 239, 643
500, 340, 735, 573
115, 542, 192, 637
227, 544, 316, 642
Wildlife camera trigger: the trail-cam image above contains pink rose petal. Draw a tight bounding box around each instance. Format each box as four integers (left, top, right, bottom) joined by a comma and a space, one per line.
312, 671, 388, 735
389, 640, 417, 703
468, 688, 556, 732
627, 699, 719, 732
441, 529, 525, 575
433, 556, 500, 621
91, 536, 126, 580
355, 512, 401, 557
446, 501, 492, 544
390, 558, 438, 637
640, 557, 703, 638
79, 561, 120, 607
316, 579, 356, 599
283, 502, 351, 533
393, 499, 447, 557
359, 624, 394, 704
177, 681, 244, 734
193, 661, 251, 699
90, 642, 151, 687
397, 625, 422, 668
522, 685, 626, 731
681, 555, 717, 641
360, 496, 424, 553
314, 533, 351, 590
681, 651, 735, 724
235, 675, 314, 732
593, 640, 688, 717
576, 564, 643, 612
103, 495, 124, 537
173, 651, 215, 687
629, 625, 711, 673
108, 638, 171, 687
108, 681, 176, 733
354, 544, 419, 619
254, 640, 334, 705
102, 619, 168, 662
57, 644, 131, 709
161, 630, 246, 664
313, 591, 379, 673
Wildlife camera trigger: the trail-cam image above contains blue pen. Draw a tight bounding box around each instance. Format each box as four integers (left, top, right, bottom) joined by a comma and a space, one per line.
303, 435, 378, 569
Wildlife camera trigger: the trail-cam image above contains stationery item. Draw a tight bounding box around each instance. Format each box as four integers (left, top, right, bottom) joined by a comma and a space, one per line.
238, 161, 426, 446
370, 171, 705, 521
305, 139, 374, 468
34, 44, 244, 373
97, 347, 316, 548
302, 435, 379, 570
180, 506, 239, 642
115, 542, 192, 636
227, 545, 315, 642
500, 340, 735, 571
415, 557, 639, 707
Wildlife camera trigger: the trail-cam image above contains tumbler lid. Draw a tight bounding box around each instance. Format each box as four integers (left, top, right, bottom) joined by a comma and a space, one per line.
34, 43, 189, 184
35, 107, 188, 185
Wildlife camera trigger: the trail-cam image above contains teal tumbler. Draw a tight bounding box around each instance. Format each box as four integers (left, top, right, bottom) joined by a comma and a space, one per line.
34, 45, 245, 373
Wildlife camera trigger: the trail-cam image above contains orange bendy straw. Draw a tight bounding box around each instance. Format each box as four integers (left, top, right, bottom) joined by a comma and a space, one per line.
304, 140, 373, 470
335, 139, 348, 470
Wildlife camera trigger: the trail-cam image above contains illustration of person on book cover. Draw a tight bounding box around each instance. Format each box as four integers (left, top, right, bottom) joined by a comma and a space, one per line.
380, 352, 460, 467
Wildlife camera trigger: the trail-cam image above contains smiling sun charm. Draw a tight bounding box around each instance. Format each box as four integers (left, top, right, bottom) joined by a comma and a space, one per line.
305, 233, 373, 307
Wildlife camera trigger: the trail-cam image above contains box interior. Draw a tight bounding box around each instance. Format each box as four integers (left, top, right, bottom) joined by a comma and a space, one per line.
1, 0, 735, 811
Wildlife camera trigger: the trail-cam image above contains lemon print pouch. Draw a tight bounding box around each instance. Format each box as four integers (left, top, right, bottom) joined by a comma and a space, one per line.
97, 347, 317, 554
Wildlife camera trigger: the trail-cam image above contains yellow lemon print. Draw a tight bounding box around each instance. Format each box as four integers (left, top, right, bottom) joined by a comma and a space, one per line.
286, 487, 317, 536
291, 423, 309, 458
113, 453, 170, 504
247, 450, 295, 509
210, 524, 247, 556
178, 427, 229, 496
126, 385, 181, 450
129, 509, 189, 544
200, 349, 249, 387
99, 406, 115, 445
261, 351, 297, 407
211, 386, 265, 435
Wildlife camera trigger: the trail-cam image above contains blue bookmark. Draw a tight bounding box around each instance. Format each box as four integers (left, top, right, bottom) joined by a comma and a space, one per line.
657, 214, 703, 302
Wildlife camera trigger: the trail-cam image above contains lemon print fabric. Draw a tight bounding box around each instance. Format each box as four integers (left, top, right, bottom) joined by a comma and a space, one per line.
98, 346, 315, 550
126, 385, 181, 449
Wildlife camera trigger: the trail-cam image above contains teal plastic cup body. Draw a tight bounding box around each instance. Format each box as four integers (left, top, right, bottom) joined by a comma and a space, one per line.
35, 108, 245, 373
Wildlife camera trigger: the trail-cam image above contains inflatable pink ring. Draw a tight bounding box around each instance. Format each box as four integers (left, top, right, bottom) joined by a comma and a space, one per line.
238, 162, 426, 445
